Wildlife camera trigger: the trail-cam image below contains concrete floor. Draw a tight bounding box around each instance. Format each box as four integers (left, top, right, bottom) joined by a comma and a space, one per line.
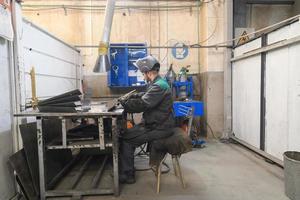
54, 141, 289, 200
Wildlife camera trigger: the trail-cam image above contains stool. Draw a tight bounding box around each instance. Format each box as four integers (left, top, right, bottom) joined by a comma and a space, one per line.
156, 154, 186, 194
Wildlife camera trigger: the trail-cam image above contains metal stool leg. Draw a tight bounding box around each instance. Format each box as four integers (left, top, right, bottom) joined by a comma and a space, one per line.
175, 155, 186, 188
172, 156, 178, 177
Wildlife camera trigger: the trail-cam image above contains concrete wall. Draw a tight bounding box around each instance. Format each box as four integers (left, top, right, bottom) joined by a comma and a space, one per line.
292, 0, 300, 15
22, 0, 229, 137
248, 4, 293, 30
0, 38, 16, 199
22, 1, 202, 74
198, 1, 227, 137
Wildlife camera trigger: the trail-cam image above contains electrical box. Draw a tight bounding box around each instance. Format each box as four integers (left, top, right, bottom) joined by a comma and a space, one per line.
108, 43, 147, 87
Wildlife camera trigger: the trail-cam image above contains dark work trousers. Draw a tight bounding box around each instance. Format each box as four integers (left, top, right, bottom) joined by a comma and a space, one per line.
119, 123, 173, 174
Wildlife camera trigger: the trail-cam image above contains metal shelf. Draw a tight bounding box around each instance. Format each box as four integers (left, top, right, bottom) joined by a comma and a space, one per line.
47, 139, 112, 150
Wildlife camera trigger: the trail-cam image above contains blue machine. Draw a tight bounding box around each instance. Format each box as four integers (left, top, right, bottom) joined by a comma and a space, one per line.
173, 101, 204, 117
108, 43, 147, 87
173, 99, 205, 148
172, 76, 194, 100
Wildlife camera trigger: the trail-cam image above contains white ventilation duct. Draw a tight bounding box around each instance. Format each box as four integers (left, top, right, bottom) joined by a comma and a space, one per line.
93, 0, 116, 73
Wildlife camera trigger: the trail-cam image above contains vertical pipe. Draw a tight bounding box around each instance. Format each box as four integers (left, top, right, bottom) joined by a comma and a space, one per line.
11, 0, 23, 151
260, 34, 267, 151
8, 41, 19, 153
93, 0, 116, 73
101, 0, 116, 44
36, 117, 46, 200
223, 0, 234, 138
197, 0, 200, 74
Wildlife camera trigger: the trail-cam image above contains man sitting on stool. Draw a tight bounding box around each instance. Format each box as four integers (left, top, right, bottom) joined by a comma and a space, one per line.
119, 55, 174, 184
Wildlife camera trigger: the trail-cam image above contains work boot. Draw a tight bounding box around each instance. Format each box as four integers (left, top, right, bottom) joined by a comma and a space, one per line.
119, 171, 136, 184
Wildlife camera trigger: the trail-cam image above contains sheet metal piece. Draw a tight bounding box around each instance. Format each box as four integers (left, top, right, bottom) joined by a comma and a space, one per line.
19, 119, 73, 195
8, 149, 38, 200
38, 89, 81, 106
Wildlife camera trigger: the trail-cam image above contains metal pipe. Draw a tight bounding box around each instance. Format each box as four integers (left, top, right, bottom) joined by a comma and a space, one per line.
102, 1, 116, 44
246, 0, 294, 4
231, 35, 300, 62
93, 0, 116, 73
230, 135, 283, 167
76, 45, 232, 49
48, 155, 80, 189
25, 0, 198, 2
25, 71, 80, 81
24, 46, 79, 66
92, 156, 108, 188
71, 156, 93, 189
22, 4, 200, 9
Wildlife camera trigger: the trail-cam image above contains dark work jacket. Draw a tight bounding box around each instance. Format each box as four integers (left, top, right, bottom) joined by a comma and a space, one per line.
123, 75, 174, 130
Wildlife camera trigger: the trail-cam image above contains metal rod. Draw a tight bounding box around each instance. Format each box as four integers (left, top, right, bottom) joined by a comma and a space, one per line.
260, 34, 267, 151
36, 117, 46, 200
230, 135, 283, 166
187, 107, 194, 137
22, 4, 201, 9
45, 189, 114, 197
246, 0, 294, 5
71, 156, 93, 189
91, 156, 109, 188
24, 46, 80, 66
75, 45, 232, 49
25, 72, 80, 81
48, 155, 80, 190
61, 118, 67, 148
112, 117, 119, 196
98, 117, 105, 150
231, 35, 300, 62
26, 0, 198, 2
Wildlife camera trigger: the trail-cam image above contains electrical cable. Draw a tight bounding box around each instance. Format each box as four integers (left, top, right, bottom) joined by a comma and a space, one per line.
22, 2, 300, 54
206, 121, 217, 139
202, 0, 215, 3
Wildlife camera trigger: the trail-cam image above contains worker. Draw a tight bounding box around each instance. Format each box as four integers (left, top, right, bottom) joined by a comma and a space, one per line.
119, 55, 175, 184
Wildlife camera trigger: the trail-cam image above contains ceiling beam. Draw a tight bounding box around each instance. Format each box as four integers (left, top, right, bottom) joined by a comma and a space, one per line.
246, 0, 295, 5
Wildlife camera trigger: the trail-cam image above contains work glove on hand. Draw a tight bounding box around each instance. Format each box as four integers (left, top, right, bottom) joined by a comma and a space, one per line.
130, 92, 144, 99
119, 99, 127, 107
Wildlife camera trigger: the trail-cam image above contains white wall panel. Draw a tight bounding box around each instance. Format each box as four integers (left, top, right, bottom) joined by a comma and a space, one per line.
288, 44, 300, 151
25, 75, 77, 99
22, 19, 78, 64
21, 19, 82, 105
232, 56, 261, 149
265, 21, 300, 160
232, 21, 300, 162
232, 38, 262, 149
23, 49, 77, 79
265, 47, 289, 160
0, 39, 16, 199
234, 38, 261, 57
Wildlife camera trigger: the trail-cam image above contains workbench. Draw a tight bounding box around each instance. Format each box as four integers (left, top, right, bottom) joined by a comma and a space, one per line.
14, 108, 124, 199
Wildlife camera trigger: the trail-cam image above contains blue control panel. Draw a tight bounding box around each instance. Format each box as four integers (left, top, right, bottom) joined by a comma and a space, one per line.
108, 43, 147, 87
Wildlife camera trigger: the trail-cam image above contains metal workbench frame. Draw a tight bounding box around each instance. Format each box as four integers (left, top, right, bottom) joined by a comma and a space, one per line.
14, 110, 124, 199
